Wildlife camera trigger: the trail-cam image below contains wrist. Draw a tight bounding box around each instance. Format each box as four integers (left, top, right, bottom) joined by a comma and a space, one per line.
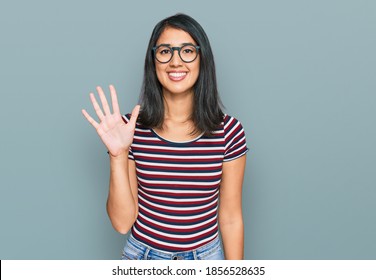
108, 150, 129, 161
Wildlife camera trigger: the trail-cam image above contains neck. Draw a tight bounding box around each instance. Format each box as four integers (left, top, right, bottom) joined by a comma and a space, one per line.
162, 89, 194, 123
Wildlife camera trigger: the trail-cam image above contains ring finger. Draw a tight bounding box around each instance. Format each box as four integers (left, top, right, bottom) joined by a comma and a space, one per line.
90, 93, 105, 121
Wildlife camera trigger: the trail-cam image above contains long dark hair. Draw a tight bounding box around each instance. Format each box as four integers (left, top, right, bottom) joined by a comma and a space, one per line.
138, 13, 224, 135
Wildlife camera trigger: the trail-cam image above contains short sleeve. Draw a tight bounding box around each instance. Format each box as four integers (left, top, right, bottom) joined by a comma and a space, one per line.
121, 114, 134, 161
223, 115, 248, 162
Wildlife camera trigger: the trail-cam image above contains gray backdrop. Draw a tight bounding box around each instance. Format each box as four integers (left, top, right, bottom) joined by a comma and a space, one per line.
1, 0, 375, 259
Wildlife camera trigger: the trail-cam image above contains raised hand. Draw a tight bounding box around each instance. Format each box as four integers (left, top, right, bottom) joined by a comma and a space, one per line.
82, 85, 140, 157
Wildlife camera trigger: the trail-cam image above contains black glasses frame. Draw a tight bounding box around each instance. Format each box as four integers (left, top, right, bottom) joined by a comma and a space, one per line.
152, 43, 200, 64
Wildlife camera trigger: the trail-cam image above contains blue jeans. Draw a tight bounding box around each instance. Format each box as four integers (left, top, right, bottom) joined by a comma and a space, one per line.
121, 234, 225, 260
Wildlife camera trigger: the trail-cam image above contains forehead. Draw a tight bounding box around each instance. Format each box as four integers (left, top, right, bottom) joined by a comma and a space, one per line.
156, 27, 197, 46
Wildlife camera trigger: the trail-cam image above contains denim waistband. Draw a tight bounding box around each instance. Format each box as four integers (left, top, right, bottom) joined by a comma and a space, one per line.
126, 234, 223, 260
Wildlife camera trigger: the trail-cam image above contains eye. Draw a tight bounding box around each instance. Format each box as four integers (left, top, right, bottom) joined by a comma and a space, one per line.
181, 45, 196, 54
159, 48, 171, 55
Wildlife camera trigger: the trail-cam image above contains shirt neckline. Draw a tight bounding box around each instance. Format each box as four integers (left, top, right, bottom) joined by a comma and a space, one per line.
150, 128, 204, 145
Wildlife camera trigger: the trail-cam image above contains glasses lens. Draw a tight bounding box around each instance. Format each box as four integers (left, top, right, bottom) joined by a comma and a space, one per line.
180, 45, 198, 62
155, 46, 172, 63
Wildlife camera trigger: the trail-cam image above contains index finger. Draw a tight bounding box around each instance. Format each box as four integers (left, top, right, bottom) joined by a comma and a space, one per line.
109, 84, 121, 115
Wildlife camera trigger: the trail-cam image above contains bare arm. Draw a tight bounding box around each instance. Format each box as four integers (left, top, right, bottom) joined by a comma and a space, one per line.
218, 155, 247, 259
106, 152, 138, 234
82, 85, 140, 234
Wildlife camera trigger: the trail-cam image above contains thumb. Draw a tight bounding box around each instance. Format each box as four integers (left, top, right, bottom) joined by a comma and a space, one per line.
129, 105, 140, 127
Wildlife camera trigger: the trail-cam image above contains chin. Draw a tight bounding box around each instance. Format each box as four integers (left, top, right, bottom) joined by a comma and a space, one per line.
166, 86, 194, 95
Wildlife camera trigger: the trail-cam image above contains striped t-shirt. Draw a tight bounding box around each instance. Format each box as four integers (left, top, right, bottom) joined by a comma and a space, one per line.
123, 114, 248, 252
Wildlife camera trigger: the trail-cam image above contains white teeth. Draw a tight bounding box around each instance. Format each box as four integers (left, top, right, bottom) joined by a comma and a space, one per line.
169, 72, 187, 77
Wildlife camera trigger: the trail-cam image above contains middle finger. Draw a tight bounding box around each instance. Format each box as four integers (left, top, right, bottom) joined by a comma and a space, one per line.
96, 86, 111, 115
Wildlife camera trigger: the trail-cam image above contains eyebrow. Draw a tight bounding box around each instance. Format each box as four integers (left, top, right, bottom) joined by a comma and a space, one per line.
156, 43, 195, 47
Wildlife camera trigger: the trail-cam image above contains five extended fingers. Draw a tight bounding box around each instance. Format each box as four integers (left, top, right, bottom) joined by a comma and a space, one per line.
82, 85, 139, 129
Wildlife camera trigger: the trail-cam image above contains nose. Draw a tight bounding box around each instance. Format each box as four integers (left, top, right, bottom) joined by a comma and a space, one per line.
169, 49, 183, 66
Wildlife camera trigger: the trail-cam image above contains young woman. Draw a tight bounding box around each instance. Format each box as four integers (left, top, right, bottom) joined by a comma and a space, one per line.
82, 13, 248, 260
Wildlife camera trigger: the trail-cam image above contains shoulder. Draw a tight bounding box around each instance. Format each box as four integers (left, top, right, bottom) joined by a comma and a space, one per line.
222, 114, 246, 134
222, 114, 248, 161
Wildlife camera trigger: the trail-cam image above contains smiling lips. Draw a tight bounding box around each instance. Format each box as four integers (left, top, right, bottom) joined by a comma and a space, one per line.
168, 72, 187, 81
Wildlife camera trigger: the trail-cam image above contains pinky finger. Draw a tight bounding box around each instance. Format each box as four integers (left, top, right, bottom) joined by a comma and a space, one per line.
82, 109, 99, 129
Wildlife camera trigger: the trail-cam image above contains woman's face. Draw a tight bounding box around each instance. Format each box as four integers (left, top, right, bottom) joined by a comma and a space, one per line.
155, 27, 200, 97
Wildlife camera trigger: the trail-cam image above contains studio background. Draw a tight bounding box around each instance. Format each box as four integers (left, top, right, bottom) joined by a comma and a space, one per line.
1, 0, 375, 259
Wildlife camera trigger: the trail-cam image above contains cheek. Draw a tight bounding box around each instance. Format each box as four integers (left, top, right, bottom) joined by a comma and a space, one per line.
155, 65, 166, 82
191, 62, 200, 82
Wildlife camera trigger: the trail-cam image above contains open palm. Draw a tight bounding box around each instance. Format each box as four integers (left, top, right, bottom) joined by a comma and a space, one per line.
82, 85, 140, 157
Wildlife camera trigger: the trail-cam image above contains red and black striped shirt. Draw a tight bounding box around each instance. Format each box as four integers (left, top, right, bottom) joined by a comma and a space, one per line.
123, 114, 248, 252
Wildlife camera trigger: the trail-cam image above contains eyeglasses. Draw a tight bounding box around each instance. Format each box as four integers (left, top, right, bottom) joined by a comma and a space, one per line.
152, 43, 200, 63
